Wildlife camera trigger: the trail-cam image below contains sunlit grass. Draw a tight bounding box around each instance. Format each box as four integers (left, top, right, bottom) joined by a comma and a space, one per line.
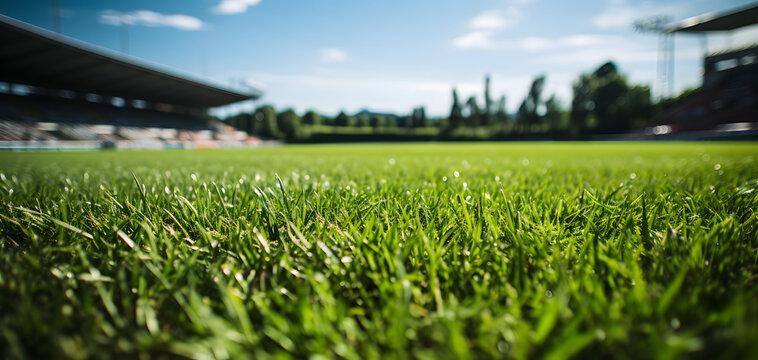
1, 142, 757, 359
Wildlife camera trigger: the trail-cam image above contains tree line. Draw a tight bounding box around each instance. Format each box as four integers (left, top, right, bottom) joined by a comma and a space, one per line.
224, 61, 657, 142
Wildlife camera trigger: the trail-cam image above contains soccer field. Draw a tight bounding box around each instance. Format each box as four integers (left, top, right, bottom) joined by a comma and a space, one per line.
1, 142, 757, 358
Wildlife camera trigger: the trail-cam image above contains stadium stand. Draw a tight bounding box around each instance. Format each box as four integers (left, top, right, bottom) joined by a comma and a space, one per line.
651, 46, 758, 136
646, 4, 758, 139
0, 14, 264, 150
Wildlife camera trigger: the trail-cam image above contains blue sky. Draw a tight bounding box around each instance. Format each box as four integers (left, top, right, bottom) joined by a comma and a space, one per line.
2, 0, 757, 117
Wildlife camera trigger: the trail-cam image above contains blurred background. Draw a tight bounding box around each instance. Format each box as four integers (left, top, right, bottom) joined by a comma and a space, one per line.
1, 0, 756, 149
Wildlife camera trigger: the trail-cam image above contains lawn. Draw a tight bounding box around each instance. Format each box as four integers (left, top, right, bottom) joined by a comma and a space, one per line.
1, 142, 757, 359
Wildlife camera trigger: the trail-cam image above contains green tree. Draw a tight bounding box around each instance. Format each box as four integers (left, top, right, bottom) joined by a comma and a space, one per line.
224, 113, 250, 133
570, 74, 593, 134
495, 95, 509, 124
447, 88, 464, 130
276, 109, 301, 140
465, 96, 481, 127
302, 111, 323, 126
334, 112, 352, 127
543, 95, 566, 131
395, 116, 410, 128
570, 62, 651, 134
412, 106, 427, 128
346, 114, 357, 127
483, 75, 493, 125
253, 105, 280, 139
385, 116, 398, 128
322, 115, 334, 126
357, 114, 371, 127
370, 115, 387, 127
516, 75, 546, 128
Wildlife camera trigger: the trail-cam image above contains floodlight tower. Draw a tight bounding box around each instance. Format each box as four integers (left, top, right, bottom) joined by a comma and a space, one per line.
634, 16, 674, 99
51, 0, 61, 33
120, 17, 130, 54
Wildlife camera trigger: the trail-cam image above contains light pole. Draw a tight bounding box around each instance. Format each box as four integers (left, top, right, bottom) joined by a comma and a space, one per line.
51, 0, 61, 33
634, 16, 674, 99
120, 15, 129, 54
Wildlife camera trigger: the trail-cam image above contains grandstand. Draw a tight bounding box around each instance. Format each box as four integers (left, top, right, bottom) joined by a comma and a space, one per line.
0, 14, 263, 150
647, 4, 758, 139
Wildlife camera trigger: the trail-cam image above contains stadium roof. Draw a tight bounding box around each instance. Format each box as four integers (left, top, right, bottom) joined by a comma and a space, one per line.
668, 3, 758, 33
0, 14, 261, 108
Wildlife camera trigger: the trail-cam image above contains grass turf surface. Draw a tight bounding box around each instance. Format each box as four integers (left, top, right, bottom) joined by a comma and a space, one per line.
0, 142, 757, 359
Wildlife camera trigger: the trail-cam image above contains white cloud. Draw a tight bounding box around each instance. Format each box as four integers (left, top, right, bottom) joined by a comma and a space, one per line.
100, 10, 203, 30
593, 0, 688, 30
254, 73, 451, 94
539, 48, 658, 65
213, 0, 262, 15
470, 10, 508, 30
593, 9, 638, 30
521, 34, 618, 52
454, 0, 535, 49
537, 39, 701, 66
520, 37, 553, 52
454, 33, 622, 53
99, 11, 122, 26
453, 31, 495, 49
320, 48, 349, 64
562, 34, 610, 47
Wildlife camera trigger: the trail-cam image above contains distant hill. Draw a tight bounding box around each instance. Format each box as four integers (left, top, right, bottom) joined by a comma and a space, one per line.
353, 109, 401, 118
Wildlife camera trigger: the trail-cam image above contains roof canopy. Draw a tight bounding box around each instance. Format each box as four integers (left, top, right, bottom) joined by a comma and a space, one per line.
668, 4, 758, 33
0, 15, 260, 108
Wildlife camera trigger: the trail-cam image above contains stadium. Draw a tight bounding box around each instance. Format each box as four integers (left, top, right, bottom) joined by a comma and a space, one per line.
0, 14, 264, 150
1, 2, 757, 359
2, 6, 757, 147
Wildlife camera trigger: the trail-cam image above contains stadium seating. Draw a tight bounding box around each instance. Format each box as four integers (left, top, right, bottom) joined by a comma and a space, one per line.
0, 92, 252, 148
654, 45, 758, 133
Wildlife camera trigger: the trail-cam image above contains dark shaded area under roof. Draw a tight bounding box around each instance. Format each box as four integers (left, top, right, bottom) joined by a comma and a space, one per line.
0, 14, 260, 109
668, 3, 758, 33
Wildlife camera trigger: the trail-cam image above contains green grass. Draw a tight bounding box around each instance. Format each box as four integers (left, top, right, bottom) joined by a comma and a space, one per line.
1, 142, 757, 359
